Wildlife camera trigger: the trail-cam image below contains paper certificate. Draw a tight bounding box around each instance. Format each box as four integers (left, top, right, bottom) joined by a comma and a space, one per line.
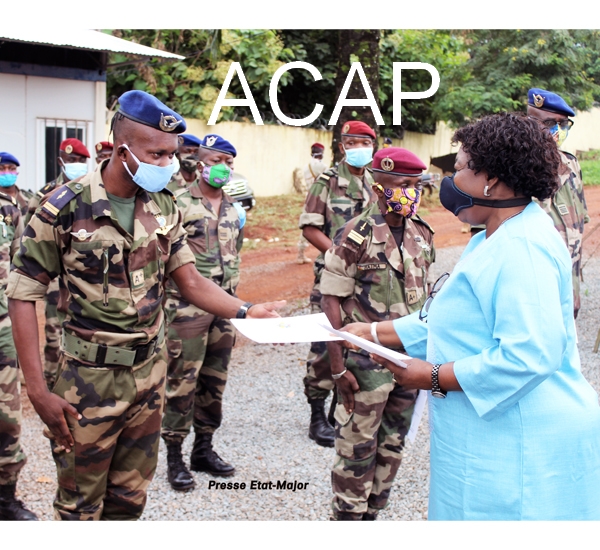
230, 312, 343, 344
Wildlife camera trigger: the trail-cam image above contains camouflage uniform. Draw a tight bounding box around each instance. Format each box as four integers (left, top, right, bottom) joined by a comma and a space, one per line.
7, 166, 195, 520
25, 176, 65, 388
535, 150, 589, 318
167, 170, 199, 194
0, 194, 25, 486
15, 187, 33, 217
161, 181, 243, 444
298, 162, 376, 401
320, 201, 435, 519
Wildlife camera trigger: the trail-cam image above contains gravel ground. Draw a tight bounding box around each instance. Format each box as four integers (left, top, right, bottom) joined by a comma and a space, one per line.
15, 244, 600, 521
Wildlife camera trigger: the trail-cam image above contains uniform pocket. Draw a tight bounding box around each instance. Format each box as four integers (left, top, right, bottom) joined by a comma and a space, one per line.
166, 338, 184, 379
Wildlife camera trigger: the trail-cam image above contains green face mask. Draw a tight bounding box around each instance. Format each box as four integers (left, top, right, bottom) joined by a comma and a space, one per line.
202, 163, 232, 188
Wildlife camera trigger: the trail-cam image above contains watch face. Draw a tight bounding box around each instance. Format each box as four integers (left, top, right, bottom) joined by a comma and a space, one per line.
431, 390, 447, 399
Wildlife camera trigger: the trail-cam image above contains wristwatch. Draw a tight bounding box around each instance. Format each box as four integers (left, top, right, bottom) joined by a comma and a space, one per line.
331, 368, 347, 380
235, 302, 254, 319
431, 363, 447, 399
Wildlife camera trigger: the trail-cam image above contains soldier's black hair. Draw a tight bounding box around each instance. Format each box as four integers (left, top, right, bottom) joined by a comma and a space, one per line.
452, 112, 560, 201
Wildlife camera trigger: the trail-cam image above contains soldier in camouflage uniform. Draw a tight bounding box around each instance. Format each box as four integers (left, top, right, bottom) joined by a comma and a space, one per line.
6, 91, 282, 521
95, 141, 113, 165
526, 88, 589, 318
0, 152, 37, 520
24, 138, 91, 389
320, 148, 435, 521
161, 134, 245, 490
167, 133, 202, 193
298, 120, 377, 448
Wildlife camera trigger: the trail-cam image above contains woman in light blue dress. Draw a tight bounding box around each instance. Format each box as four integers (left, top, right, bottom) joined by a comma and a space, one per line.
342, 112, 600, 520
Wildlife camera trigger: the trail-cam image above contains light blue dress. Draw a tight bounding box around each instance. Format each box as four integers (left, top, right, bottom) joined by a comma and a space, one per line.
393, 202, 600, 520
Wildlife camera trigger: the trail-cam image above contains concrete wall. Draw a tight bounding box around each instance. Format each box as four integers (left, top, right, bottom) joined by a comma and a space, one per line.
561, 106, 600, 156
180, 119, 460, 197
0, 73, 105, 192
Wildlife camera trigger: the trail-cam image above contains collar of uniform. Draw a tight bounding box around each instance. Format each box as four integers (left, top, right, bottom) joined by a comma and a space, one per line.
338, 161, 373, 200
371, 203, 396, 244
189, 179, 235, 205
0, 190, 16, 205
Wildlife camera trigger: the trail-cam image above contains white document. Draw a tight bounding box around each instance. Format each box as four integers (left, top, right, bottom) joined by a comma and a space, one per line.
230, 312, 343, 344
406, 390, 428, 444
319, 324, 410, 367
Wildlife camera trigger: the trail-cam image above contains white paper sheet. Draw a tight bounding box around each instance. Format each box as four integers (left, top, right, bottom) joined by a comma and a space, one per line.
230, 312, 343, 344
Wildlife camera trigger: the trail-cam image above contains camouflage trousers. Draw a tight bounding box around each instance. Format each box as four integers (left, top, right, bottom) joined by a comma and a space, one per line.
49, 347, 167, 520
0, 318, 26, 485
331, 350, 417, 519
161, 301, 235, 444
43, 278, 61, 389
303, 285, 335, 402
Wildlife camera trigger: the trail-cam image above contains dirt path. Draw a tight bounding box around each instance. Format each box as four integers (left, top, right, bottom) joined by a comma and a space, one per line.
237, 186, 600, 305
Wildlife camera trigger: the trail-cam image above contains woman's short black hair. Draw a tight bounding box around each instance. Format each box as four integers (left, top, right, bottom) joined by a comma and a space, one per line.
452, 112, 560, 201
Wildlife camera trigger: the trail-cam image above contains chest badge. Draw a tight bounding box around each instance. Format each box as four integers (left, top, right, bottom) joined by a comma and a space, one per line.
131, 269, 145, 289
156, 216, 166, 227
71, 229, 94, 241
4, 215, 12, 226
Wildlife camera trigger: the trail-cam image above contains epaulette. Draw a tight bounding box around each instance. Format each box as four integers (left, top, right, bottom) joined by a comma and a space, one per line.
41, 181, 84, 219
413, 215, 435, 234
318, 168, 337, 183
0, 191, 17, 206
346, 218, 372, 246
37, 181, 56, 199
173, 186, 188, 201
561, 150, 577, 162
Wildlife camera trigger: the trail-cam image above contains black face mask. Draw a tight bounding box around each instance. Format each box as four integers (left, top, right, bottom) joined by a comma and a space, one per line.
439, 175, 532, 216
180, 153, 199, 174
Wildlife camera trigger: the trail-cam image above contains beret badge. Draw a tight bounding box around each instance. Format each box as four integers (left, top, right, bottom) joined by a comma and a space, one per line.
96, 143, 102, 151
159, 113, 183, 133
342, 123, 350, 134
206, 136, 218, 147
381, 157, 394, 172
65, 145, 73, 154
533, 94, 545, 108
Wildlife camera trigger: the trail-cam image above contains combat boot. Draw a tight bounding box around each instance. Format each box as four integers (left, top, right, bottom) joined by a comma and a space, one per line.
0, 483, 38, 521
308, 399, 334, 447
362, 511, 378, 521
190, 433, 235, 477
166, 441, 196, 491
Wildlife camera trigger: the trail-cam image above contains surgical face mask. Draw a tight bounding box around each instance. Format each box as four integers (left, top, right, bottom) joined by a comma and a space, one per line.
550, 124, 569, 148
344, 145, 373, 168
439, 174, 531, 216
0, 173, 18, 188
61, 159, 88, 181
377, 184, 420, 218
121, 144, 176, 193
179, 153, 199, 174
201, 163, 232, 188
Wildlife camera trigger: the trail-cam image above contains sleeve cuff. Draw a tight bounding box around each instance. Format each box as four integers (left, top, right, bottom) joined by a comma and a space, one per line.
299, 212, 324, 229
320, 270, 355, 297
165, 245, 195, 276
393, 312, 428, 360
6, 271, 48, 301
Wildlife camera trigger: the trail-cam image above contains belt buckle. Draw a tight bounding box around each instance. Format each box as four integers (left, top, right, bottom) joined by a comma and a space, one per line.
133, 336, 158, 364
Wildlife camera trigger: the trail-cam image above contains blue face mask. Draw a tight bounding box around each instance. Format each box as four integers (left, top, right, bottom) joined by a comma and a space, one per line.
344, 145, 373, 168
121, 144, 176, 193
0, 173, 17, 188
61, 161, 88, 181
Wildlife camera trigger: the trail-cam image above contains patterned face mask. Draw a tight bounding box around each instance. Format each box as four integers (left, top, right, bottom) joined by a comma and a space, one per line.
550, 124, 568, 148
201, 163, 232, 188
378, 184, 421, 218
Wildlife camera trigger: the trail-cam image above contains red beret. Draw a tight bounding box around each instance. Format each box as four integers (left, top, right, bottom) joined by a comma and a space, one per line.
60, 138, 90, 158
372, 147, 427, 176
341, 120, 376, 140
311, 142, 325, 150
95, 141, 113, 152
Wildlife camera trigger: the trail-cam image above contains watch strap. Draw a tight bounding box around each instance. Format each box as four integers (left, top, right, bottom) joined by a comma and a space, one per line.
235, 302, 254, 319
431, 363, 447, 398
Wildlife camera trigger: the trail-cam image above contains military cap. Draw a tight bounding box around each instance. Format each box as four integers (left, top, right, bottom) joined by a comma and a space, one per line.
178, 134, 202, 147
201, 134, 237, 157
311, 142, 325, 150
60, 138, 90, 158
372, 147, 427, 176
528, 88, 575, 117
95, 141, 113, 152
341, 120, 376, 140
117, 90, 187, 134
0, 152, 20, 166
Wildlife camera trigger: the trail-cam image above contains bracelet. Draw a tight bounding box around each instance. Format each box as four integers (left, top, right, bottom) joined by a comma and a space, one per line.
235, 302, 254, 319
371, 322, 381, 345
431, 363, 447, 399
331, 368, 347, 380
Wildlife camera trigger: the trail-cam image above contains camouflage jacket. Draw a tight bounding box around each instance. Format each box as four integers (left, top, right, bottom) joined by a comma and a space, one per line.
24, 173, 65, 226
15, 186, 34, 217
0, 192, 24, 321
166, 180, 243, 302
167, 170, 199, 193
535, 150, 589, 313
320, 201, 435, 324
298, 161, 375, 275
7, 166, 195, 347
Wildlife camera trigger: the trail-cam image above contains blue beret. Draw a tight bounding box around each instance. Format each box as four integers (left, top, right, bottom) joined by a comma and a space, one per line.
117, 90, 186, 134
178, 134, 201, 147
201, 134, 237, 158
528, 88, 575, 117
0, 152, 19, 166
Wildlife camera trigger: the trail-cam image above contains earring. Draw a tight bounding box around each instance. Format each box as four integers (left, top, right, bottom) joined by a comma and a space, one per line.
483, 185, 491, 197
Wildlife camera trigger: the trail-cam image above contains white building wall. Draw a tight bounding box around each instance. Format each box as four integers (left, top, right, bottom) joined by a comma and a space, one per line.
0, 73, 99, 192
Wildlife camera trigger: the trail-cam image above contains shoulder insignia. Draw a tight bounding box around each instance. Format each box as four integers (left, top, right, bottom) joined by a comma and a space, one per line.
41, 182, 84, 219
318, 168, 337, 183
0, 192, 17, 206
413, 215, 435, 234
562, 151, 577, 161
346, 219, 371, 246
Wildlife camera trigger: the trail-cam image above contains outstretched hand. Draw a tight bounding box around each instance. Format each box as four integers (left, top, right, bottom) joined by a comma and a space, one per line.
247, 300, 286, 319
369, 354, 432, 390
